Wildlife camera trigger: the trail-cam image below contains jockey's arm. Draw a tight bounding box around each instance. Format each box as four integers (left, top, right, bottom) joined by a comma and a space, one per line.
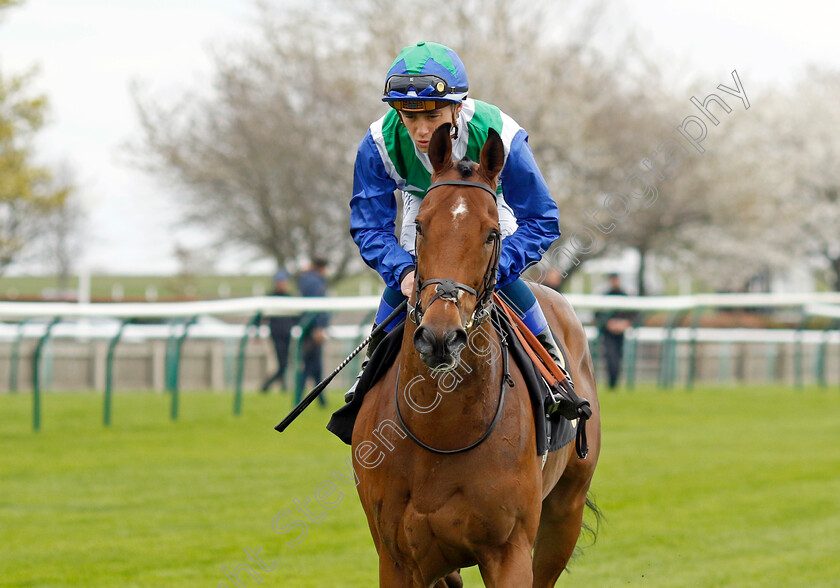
350, 131, 416, 292
496, 130, 561, 288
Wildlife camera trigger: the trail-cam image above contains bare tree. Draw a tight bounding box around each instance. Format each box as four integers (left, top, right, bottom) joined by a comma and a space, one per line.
136, 0, 769, 294
130, 4, 380, 279
129, 0, 645, 281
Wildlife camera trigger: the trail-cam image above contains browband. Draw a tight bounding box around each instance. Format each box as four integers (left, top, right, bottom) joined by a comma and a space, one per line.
425, 180, 498, 200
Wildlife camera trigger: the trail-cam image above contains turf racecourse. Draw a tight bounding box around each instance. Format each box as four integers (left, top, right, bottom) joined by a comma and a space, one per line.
2, 385, 839, 587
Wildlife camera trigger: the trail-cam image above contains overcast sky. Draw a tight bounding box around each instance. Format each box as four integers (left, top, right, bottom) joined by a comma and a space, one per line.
1, 0, 838, 276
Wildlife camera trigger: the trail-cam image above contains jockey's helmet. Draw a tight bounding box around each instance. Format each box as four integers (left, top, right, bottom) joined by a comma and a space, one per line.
383, 42, 469, 112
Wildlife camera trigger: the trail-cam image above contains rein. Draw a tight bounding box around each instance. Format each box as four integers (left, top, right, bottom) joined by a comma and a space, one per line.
409, 179, 501, 329
394, 332, 513, 455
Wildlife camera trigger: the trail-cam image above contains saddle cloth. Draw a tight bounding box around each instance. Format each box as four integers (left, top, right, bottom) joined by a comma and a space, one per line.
326, 307, 575, 456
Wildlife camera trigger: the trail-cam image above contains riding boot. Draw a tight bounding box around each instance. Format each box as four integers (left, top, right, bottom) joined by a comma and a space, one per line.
344, 324, 385, 403
535, 327, 576, 416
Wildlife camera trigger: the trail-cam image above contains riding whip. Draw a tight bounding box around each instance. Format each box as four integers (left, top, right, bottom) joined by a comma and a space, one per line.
274, 299, 408, 433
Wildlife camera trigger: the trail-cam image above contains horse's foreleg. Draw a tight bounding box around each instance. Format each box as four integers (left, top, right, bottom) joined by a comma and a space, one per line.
378, 556, 414, 588
476, 530, 535, 588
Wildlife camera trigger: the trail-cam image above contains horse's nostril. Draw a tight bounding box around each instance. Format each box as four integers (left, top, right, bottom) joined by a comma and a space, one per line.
445, 329, 467, 354
414, 326, 436, 356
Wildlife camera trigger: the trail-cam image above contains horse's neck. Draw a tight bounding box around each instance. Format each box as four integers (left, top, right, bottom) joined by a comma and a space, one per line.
398, 321, 501, 414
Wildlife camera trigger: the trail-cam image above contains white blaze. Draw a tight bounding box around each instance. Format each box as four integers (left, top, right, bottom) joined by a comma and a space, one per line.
451, 197, 468, 225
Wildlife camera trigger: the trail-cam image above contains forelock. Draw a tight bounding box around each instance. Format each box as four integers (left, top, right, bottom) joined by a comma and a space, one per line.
456, 158, 475, 179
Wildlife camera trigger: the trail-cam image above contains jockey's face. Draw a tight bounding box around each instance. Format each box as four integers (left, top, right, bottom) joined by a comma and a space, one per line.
399, 104, 462, 153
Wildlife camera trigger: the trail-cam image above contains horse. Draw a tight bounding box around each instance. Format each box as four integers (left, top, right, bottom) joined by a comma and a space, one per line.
351, 123, 601, 587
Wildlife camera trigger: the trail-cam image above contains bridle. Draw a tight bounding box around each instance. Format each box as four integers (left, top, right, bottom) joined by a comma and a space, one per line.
399, 178, 507, 455
408, 179, 502, 330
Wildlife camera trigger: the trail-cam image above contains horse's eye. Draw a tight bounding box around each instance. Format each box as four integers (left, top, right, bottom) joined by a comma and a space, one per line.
486, 231, 497, 244
415, 222, 423, 236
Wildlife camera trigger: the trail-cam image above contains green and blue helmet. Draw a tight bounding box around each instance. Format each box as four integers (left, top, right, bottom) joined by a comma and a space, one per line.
383, 42, 469, 112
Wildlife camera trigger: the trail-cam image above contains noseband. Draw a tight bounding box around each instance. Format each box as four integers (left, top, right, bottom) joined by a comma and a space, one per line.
408, 179, 502, 329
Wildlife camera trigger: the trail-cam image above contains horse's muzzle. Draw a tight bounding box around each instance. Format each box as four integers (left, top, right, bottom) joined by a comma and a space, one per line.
413, 325, 467, 370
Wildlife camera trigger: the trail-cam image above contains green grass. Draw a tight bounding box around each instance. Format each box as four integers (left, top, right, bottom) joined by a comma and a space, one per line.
1, 386, 839, 587
0, 270, 383, 301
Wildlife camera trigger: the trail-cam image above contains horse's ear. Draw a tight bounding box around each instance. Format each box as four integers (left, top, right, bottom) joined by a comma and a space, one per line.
428, 123, 453, 174
479, 128, 505, 182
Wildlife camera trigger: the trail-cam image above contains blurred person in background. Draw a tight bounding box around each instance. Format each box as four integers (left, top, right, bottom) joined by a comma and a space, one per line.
346, 41, 567, 403
596, 273, 633, 389
261, 270, 298, 393
294, 257, 330, 405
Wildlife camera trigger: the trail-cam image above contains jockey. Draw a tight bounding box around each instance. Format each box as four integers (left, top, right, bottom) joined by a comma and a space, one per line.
347, 41, 566, 402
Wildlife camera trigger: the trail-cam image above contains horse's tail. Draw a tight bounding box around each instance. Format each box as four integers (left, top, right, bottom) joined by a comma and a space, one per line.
572, 492, 603, 562
582, 493, 603, 543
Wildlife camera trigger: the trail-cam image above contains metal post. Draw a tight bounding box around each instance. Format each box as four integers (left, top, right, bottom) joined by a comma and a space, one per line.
233, 312, 262, 416
32, 317, 61, 432
658, 311, 680, 389
164, 319, 186, 394
9, 319, 30, 393
288, 326, 301, 396
765, 342, 778, 382
349, 310, 376, 386
794, 315, 809, 389
686, 306, 706, 390
718, 342, 732, 383
104, 318, 132, 426
170, 316, 198, 421
667, 310, 690, 389
624, 312, 647, 391
293, 314, 319, 405
816, 319, 839, 388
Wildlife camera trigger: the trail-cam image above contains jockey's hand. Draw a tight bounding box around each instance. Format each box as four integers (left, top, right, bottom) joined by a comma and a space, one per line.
400, 270, 415, 298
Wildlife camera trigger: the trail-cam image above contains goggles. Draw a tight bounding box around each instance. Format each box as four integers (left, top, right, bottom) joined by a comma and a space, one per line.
389, 99, 447, 112
384, 74, 467, 99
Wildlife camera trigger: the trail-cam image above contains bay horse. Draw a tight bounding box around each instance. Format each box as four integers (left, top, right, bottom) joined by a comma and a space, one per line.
351, 124, 601, 587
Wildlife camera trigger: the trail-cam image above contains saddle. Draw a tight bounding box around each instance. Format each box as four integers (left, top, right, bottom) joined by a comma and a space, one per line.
327, 304, 590, 458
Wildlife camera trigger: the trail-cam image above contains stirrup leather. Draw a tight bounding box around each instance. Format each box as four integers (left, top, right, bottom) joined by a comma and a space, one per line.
493, 293, 592, 459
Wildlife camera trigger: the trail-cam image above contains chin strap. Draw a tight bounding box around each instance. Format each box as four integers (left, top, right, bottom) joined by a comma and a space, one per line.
451, 105, 459, 140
